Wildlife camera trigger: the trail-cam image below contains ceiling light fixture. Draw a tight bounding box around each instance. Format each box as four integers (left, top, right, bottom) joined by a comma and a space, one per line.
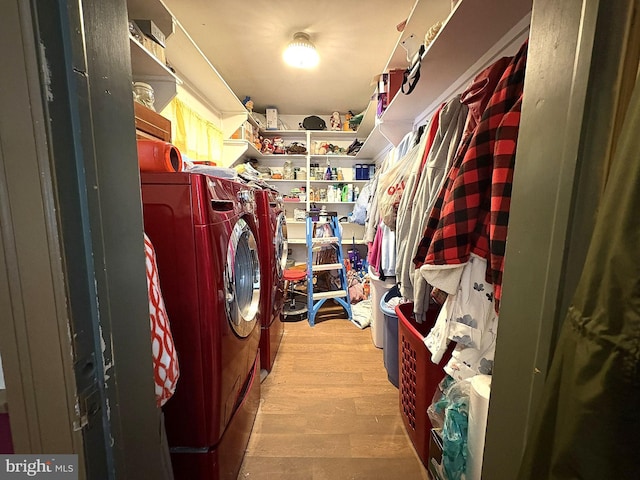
283, 32, 319, 69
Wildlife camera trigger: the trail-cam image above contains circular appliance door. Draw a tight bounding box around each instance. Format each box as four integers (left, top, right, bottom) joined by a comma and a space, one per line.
225, 218, 261, 337
275, 213, 288, 277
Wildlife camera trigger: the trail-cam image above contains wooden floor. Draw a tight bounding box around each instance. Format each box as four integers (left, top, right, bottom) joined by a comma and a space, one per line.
238, 316, 430, 480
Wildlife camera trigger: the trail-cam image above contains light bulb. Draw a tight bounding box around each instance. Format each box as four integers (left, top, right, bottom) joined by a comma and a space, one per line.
283, 32, 319, 69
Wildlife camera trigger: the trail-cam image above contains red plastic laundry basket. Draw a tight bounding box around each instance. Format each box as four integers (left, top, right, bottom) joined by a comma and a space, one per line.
396, 301, 452, 467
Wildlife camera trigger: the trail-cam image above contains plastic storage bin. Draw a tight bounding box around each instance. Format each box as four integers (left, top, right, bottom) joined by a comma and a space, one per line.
368, 266, 395, 348
396, 301, 453, 468
380, 285, 402, 387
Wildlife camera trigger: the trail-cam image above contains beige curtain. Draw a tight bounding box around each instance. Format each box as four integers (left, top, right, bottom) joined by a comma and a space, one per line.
166, 97, 223, 163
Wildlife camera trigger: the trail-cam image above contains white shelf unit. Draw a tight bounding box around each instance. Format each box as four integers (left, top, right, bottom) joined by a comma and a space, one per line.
230, 112, 373, 165
127, 0, 250, 152
129, 35, 181, 112
220, 114, 268, 164
248, 128, 373, 263
357, 0, 532, 149
221, 138, 262, 165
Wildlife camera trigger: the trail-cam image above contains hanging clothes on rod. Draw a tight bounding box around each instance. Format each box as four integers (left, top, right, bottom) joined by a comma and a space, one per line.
414, 40, 528, 313
400, 52, 513, 321
398, 96, 468, 316
365, 130, 418, 277
409, 40, 528, 380
364, 132, 414, 245
396, 105, 443, 304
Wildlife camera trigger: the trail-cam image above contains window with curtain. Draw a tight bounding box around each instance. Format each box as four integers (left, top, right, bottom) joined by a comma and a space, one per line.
166, 97, 223, 164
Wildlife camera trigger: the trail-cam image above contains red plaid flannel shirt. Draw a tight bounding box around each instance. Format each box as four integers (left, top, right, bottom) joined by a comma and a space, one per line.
413, 41, 528, 310
491, 96, 522, 306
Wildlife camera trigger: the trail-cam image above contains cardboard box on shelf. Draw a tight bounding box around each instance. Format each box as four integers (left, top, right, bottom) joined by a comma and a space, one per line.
266, 108, 278, 130
244, 121, 254, 142
133, 19, 165, 47
142, 35, 166, 64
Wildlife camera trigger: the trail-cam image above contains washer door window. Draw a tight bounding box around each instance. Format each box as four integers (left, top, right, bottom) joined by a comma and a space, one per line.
275, 213, 288, 277
225, 218, 260, 337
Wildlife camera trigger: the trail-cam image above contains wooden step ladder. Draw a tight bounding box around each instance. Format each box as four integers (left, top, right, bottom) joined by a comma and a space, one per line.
305, 211, 352, 326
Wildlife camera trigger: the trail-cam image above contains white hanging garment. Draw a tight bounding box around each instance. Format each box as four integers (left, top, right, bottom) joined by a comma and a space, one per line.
423, 253, 498, 379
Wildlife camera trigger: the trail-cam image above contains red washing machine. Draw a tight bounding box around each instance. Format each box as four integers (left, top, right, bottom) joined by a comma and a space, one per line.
254, 188, 288, 372
141, 172, 261, 480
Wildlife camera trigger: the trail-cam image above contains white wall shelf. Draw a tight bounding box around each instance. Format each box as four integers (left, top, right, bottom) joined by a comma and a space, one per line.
128, 0, 249, 145
309, 130, 362, 142
261, 130, 307, 138
353, 0, 452, 150
355, 0, 531, 149
354, 100, 377, 140
234, 127, 371, 164
164, 20, 247, 138
309, 155, 359, 160
221, 139, 263, 165
383, 0, 452, 72
379, 0, 531, 145
251, 153, 308, 161
127, 0, 174, 37
266, 179, 307, 183
129, 35, 180, 112
357, 125, 392, 160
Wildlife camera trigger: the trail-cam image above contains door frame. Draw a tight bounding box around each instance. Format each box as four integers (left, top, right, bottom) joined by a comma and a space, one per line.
484, 0, 640, 477
0, 1, 171, 478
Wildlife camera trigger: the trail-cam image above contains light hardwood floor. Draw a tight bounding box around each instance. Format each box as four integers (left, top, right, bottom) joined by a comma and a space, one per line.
238, 316, 430, 480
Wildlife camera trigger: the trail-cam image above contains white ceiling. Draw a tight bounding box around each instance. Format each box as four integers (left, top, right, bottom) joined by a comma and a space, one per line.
161, 0, 417, 116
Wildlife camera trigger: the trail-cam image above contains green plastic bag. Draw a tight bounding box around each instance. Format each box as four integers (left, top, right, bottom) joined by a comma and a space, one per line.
440, 378, 471, 480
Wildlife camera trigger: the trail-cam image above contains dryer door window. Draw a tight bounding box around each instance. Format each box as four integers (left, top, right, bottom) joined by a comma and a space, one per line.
275, 213, 288, 277
225, 218, 260, 337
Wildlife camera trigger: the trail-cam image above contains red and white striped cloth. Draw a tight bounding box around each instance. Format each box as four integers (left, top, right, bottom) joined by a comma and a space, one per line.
144, 233, 179, 407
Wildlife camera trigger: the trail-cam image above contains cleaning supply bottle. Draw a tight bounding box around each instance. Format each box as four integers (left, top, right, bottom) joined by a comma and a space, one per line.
327, 185, 334, 202
324, 158, 332, 180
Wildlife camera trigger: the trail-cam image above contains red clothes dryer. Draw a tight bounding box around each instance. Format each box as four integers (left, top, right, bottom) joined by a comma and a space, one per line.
254, 188, 288, 372
141, 172, 261, 480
